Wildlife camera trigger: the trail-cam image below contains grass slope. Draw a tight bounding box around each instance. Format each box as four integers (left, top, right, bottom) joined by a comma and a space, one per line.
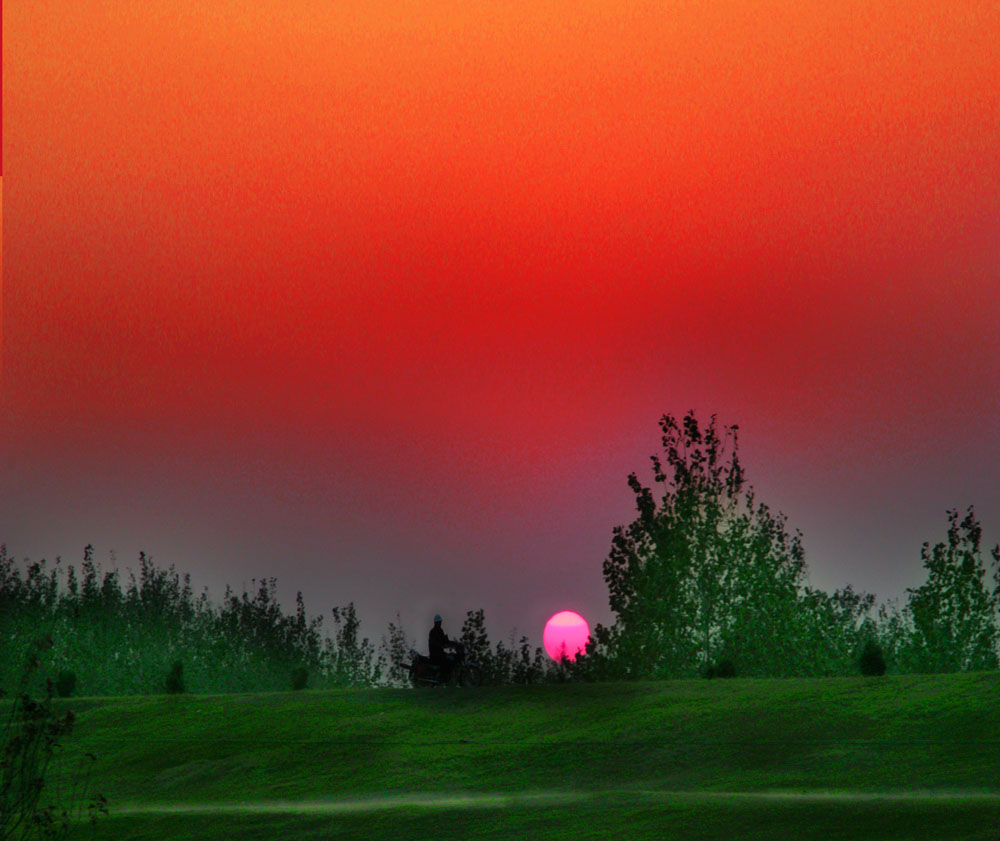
31, 673, 1000, 839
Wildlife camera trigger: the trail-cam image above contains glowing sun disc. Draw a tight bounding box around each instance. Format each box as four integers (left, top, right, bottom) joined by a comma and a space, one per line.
543, 610, 590, 662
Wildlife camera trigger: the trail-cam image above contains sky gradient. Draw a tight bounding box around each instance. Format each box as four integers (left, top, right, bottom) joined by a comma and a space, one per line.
4, 1, 999, 647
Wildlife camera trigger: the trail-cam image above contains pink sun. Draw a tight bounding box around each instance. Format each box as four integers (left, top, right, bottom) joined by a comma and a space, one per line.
543, 610, 590, 662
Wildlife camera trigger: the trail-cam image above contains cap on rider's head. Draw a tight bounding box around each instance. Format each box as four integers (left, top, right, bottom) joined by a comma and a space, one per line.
434, 614, 442, 624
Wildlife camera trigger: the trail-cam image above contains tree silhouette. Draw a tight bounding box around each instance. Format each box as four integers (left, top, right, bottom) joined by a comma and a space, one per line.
858, 639, 887, 676
905, 507, 1000, 672
598, 412, 832, 678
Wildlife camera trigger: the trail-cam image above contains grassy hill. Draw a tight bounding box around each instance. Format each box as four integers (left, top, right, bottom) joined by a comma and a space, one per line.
29, 672, 1000, 839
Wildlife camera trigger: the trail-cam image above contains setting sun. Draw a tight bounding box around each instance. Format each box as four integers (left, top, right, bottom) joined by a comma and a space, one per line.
543, 611, 590, 662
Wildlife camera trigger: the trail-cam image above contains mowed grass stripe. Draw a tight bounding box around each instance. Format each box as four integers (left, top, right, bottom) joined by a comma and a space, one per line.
69, 793, 1000, 841
111, 791, 583, 814
109, 788, 1000, 816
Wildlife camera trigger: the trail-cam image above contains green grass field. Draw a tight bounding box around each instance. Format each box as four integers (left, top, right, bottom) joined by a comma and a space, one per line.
26, 672, 1000, 839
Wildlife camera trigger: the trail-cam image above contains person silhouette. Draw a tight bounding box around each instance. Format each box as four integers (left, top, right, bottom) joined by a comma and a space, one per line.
428, 614, 459, 682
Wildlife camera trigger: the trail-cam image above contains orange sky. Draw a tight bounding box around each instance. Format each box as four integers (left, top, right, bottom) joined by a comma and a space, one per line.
4, 1, 999, 640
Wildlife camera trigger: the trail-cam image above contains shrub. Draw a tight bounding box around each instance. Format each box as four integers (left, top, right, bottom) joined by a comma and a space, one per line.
715, 658, 736, 678
165, 660, 185, 694
859, 639, 887, 676
703, 658, 736, 679
291, 666, 309, 691
1, 639, 108, 837
55, 670, 77, 698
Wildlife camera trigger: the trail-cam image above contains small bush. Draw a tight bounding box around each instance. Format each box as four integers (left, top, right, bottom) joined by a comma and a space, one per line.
703, 658, 736, 679
859, 639, 887, 676
55, 670, 77, 698
715, 658, 736, 678
291, 667, 309, 691
165, 660, 185, 694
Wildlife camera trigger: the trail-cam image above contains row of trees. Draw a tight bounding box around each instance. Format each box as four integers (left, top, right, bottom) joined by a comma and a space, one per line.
577, 412, 1000, 679
0, 547, 573, 695
3, 412, 997, 692
0, 546, 380, 695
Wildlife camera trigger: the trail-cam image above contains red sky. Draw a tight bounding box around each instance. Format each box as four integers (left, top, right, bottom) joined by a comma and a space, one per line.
3, 1, 999, 645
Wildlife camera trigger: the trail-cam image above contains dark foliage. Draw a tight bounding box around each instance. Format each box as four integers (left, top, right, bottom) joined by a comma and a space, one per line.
381, 613, 414, 687
291, 666, 309, 691
165, 661, 185, 694
600, 412, 808, 677
0, 545, 350, 695
54, 671, 76, 699
4, 486, 997, 692
859, 639, 887, 677
3, 545, 553, 692
457, 609, 557, 685
325, 603, 383, 686
595, 412, 894, 679
903, 508, 1000, 672
0, 638, 107, 839
704, 658, 737, 679
459, 610, 497, 683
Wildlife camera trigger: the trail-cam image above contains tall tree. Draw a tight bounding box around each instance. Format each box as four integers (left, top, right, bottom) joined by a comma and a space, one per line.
380, 613, 415, 687
600, 412, 813, 678
325, 602, 383, 686
904, 507, 1000, 672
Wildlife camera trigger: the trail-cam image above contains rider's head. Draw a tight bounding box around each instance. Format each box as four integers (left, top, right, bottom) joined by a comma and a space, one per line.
434, 614, 442, 625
